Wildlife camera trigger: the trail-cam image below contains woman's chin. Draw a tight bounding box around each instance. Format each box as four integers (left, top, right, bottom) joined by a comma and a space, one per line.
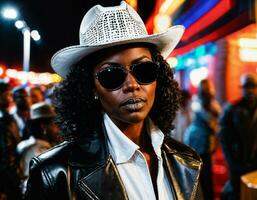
122, 111, 148, 124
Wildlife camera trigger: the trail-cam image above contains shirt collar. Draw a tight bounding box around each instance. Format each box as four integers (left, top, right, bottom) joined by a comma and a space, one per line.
145, 118, 164, 158
104, 113, 139, 164
104, 113, 165, 164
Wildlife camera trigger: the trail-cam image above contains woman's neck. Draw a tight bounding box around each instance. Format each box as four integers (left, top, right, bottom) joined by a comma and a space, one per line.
112, 118, 145, 146
123, 123, 145, 146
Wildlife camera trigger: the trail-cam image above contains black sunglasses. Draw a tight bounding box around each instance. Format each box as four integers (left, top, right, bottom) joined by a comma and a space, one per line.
95, 61, 159, 91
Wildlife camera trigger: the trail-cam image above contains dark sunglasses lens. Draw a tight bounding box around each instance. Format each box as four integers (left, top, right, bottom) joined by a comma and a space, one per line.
97, 67, 126, 90
133, 62, 158, 84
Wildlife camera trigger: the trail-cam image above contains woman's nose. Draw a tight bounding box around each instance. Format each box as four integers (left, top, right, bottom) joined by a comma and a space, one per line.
122, 72, 140, 92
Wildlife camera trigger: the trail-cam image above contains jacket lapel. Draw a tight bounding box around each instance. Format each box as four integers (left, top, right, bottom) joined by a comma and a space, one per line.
77, 156, 128, 200
162, 139, 202, 200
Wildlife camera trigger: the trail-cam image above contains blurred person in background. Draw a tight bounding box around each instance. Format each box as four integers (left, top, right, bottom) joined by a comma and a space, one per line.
184, 79, 221, 200
44, 83, 55, 105
29, 86, 45, 104
24, 2, 203, 200
171, 89, 193, 142
0, 82, 22, 200
17, 102, 60, 195
12, 87, 32, 140
219, 73, 257, 200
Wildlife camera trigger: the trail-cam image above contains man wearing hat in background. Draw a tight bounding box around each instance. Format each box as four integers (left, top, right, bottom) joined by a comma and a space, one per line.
17, 102, 60, 195
219, 73, 257, 200
17, 102, 60, 178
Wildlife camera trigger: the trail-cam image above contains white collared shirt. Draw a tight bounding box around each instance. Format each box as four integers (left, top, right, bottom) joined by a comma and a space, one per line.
104, 113, 173, 200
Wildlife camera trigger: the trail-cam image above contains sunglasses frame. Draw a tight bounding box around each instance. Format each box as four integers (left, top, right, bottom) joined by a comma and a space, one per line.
95, 61, 159, 91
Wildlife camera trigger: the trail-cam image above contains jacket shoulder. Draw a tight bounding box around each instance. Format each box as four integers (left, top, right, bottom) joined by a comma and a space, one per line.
30, 141, 72, 170
163, 137, 202, 168
25, 141, 72, 199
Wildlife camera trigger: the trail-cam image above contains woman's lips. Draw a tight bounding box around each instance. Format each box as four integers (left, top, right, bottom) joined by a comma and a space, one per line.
120, 98, 146, 111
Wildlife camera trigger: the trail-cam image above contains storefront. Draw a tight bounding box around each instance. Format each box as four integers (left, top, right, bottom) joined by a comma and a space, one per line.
146, 0, 256, 104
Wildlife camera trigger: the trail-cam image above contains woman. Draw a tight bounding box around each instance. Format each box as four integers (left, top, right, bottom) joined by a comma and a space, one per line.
25, 2, 202, 200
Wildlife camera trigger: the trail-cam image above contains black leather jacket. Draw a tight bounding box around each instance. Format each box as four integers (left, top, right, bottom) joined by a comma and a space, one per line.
25, 127, 202, 200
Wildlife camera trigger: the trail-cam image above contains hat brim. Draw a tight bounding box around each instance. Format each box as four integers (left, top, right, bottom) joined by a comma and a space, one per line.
30, 114, 56, 120
51, 25, 184, 78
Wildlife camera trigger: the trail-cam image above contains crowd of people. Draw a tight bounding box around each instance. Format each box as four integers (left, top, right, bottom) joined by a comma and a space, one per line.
172, 74, 257, 200
0, 82, 61, 200
1, 74, 256, 200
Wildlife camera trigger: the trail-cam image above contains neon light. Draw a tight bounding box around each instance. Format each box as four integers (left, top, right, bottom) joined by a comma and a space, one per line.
37, 73, 50, 85
0, 65, 6, 76
181, 0, 234, 41
0, 67, 3, 76
185, 58, 195, 67
238, 38, 257, 48
198, 55, 214, 66
166, 57, 178, 68
154, 14, 171, 33
27, 71, 37, 83
6, 69, 17, 78
172, 43, 217, 70
160, 0, 185, 16
17, 71, 29, 84
160, 0, 174, 13
174, 0, 220, 28
195, 45, 206, 58
4, 68, 61, 84
239, 48, 257, 62
50, 74, 62, 83
171, 12, 250, 56
189, 67, 208, 87
145, 0, 164, 34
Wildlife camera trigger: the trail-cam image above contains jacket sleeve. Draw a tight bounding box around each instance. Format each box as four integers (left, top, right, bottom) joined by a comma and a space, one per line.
24, 157, 53, 200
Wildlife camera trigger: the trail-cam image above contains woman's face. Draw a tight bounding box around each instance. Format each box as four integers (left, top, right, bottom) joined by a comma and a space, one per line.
93, 47, 156, 127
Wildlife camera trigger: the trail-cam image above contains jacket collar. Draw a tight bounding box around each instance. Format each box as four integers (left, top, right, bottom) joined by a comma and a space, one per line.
162, 137, 202, 200
67, 126, 109, 168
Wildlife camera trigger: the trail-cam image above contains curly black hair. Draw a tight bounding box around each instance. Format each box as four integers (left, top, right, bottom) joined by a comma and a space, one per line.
53, 44, 181, 141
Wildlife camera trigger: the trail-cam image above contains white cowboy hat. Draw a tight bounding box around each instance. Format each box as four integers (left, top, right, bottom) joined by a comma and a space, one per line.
30, 102, 56, 120
51, 1, 185, 78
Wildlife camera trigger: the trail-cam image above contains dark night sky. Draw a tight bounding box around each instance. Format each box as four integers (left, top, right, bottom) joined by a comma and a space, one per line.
0, 0, 155, 73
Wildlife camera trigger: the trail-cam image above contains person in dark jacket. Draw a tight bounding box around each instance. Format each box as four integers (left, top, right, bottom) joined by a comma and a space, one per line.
184, 79, 221, 200
12, 87, 32, 140
0, 82, 22, 200
219, 73, 257, 200
25, 2, 202, 200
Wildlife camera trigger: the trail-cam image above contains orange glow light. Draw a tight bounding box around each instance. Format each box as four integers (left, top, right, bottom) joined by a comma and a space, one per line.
160, 0, 185, 16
